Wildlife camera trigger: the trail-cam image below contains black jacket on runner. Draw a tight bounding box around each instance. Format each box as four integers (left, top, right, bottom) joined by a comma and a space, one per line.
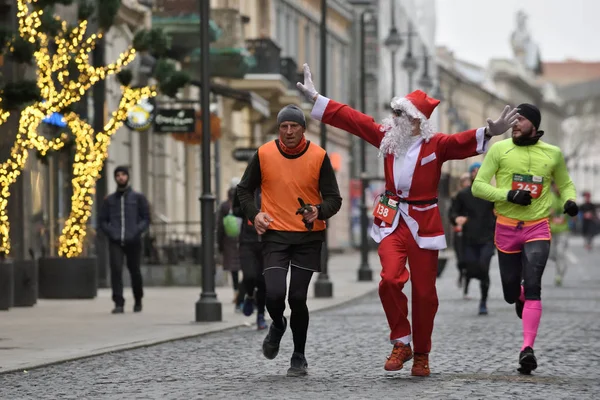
449, 186, 496, 245
232, 187, 261, 244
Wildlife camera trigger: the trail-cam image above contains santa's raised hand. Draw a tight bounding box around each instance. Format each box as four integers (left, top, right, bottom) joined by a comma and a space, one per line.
296, 63, 319, 103
486, 105, 520, 136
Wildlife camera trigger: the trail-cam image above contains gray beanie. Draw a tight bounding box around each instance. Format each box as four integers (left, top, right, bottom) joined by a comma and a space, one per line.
277, 105, 306, 128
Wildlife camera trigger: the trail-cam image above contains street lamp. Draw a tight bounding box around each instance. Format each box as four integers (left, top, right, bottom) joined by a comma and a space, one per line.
348, 0, 375, 282
384, 1, 403, 100
417, 47, 434, 94
314, 0, 333, 298
195, 0, 222, 322
401, 22, 418, 92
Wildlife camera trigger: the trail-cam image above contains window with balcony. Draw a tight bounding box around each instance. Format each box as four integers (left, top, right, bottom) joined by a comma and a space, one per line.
304, 23, 311, 66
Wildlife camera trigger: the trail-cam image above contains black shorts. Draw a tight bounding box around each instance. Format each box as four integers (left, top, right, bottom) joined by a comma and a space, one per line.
262, 241, 323, 273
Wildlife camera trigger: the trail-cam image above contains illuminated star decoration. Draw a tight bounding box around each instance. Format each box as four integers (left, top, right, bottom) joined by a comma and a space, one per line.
0, 0, 156, 256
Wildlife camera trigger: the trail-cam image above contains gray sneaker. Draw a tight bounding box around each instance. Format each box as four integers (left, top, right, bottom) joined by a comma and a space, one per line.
287, 352, 308, 377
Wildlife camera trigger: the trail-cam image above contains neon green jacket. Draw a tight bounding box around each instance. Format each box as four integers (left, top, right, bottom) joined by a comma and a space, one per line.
549, 192, 570, 233
472, 138, 576, 221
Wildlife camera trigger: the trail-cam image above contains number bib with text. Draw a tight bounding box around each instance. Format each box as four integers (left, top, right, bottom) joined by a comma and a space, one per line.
512, 174, 543, 199
373, 195, 399, 225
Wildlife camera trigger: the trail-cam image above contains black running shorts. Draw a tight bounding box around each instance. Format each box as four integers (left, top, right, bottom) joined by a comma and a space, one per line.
262, 241, 323, 273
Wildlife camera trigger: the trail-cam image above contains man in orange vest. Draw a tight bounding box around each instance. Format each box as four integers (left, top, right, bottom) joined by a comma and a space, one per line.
297, 63, 518, 376
237, 104, 342, 377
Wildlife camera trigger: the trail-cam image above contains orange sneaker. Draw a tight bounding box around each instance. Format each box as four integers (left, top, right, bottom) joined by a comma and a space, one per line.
384, 342, 413, 371
411, 353, 430, 376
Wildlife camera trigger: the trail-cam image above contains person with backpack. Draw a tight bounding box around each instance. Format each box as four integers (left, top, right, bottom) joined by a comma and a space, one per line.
217, 184, 243, 312
232, 184, 268, 330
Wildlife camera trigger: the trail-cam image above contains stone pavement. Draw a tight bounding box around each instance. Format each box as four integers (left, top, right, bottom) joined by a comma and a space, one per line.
0, 251, 379, 374
1, 238, 598, 399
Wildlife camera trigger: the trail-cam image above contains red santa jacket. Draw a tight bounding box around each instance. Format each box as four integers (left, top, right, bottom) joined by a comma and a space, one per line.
311, 96, 489, 250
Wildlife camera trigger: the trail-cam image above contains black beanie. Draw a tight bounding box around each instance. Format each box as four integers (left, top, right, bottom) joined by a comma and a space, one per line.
277, 105, 306, 128
517, 103, 541, 130
114, 165, 129, 177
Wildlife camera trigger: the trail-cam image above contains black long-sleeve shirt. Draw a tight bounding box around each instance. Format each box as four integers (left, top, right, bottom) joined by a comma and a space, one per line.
237, 140, 342, 244
448, 186, 496, 245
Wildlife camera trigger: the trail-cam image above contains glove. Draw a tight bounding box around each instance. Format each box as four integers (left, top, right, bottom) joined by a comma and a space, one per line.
296, 63, 318, 103
563, 200, 579, 217
295, 197, 314, 231
507, 189, 532, 206
486, 105, 520, 136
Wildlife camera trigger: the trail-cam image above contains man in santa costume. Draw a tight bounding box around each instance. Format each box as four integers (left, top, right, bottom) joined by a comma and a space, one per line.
297, 64, 519, 376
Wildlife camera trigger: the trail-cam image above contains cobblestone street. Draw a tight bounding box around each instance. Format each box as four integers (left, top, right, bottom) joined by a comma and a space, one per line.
1, 239, 599, 400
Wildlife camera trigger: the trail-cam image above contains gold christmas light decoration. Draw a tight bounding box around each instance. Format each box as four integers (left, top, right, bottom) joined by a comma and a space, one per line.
0, 0, 154, 255
58, 86, 156, 257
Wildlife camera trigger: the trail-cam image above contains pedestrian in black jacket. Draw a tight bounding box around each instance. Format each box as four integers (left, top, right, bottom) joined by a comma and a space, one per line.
99, 166, 151, 314
232, 185, 268, 330
449, 162, 496, 315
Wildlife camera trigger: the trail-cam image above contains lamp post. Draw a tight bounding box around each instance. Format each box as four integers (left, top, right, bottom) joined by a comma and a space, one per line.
195, 0, 222, 322
348, 0, 375, 281
314, 0, 333, 298
401, 22, 418, 93
384, 1, 402, 100
417, 46, 434, 94
358, 9, 373, 281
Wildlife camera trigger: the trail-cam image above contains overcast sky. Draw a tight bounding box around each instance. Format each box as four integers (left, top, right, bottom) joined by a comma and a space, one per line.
435, 0, 600, 67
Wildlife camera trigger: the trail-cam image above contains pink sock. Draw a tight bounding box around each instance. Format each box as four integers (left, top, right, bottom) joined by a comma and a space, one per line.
521, 300, 542, 351
519, 285, 525, 302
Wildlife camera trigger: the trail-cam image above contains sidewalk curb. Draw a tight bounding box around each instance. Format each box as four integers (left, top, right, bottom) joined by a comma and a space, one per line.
0, 288, 378, 376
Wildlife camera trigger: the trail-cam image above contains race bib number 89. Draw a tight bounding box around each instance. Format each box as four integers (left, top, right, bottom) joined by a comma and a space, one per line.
512, 174, 543, 199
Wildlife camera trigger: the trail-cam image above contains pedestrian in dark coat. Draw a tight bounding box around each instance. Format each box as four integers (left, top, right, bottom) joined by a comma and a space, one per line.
99, 166, 150, 314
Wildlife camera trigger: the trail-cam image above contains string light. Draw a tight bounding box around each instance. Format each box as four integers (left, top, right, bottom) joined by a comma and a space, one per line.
0, 0, 152, 255
58, 87, 156, 257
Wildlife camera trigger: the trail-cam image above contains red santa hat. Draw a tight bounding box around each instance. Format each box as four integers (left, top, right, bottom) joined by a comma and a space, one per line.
390, 90, 440, 120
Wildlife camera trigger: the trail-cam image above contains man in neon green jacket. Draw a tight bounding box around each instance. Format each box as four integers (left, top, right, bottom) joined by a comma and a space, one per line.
472, 103, 578, 375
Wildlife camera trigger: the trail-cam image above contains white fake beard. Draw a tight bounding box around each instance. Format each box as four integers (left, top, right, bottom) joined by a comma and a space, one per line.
378, 116, 419, 157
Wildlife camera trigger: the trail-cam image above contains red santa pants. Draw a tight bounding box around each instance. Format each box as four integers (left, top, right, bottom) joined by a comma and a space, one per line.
377, 218, 439, 354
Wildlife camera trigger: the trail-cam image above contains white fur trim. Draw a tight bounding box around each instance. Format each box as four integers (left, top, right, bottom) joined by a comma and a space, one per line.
391, 97, 427, 120
391, 334, 412, 345
371, 203, 447, 250
401, 204, 447, 250
475, 127, 489, 154
311, 95, 329, 121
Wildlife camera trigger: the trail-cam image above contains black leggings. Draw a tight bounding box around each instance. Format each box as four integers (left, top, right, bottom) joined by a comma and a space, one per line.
231, 271, 240, 291
240, 242, 266, 314
264, 267, 314, 354
463, 243, 494, 301
497, 240, 550, 303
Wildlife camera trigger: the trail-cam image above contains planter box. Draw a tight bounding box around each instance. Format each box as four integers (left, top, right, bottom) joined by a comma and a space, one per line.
39, 257, 98, 299
13, 259, 38, 307
0, 260, 14, 310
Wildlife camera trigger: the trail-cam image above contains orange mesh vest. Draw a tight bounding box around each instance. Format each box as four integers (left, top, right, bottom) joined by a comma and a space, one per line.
259, 141, 326, 232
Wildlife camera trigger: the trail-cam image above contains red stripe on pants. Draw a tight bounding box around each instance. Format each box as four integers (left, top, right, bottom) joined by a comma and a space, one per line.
377, 218, 439, 354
